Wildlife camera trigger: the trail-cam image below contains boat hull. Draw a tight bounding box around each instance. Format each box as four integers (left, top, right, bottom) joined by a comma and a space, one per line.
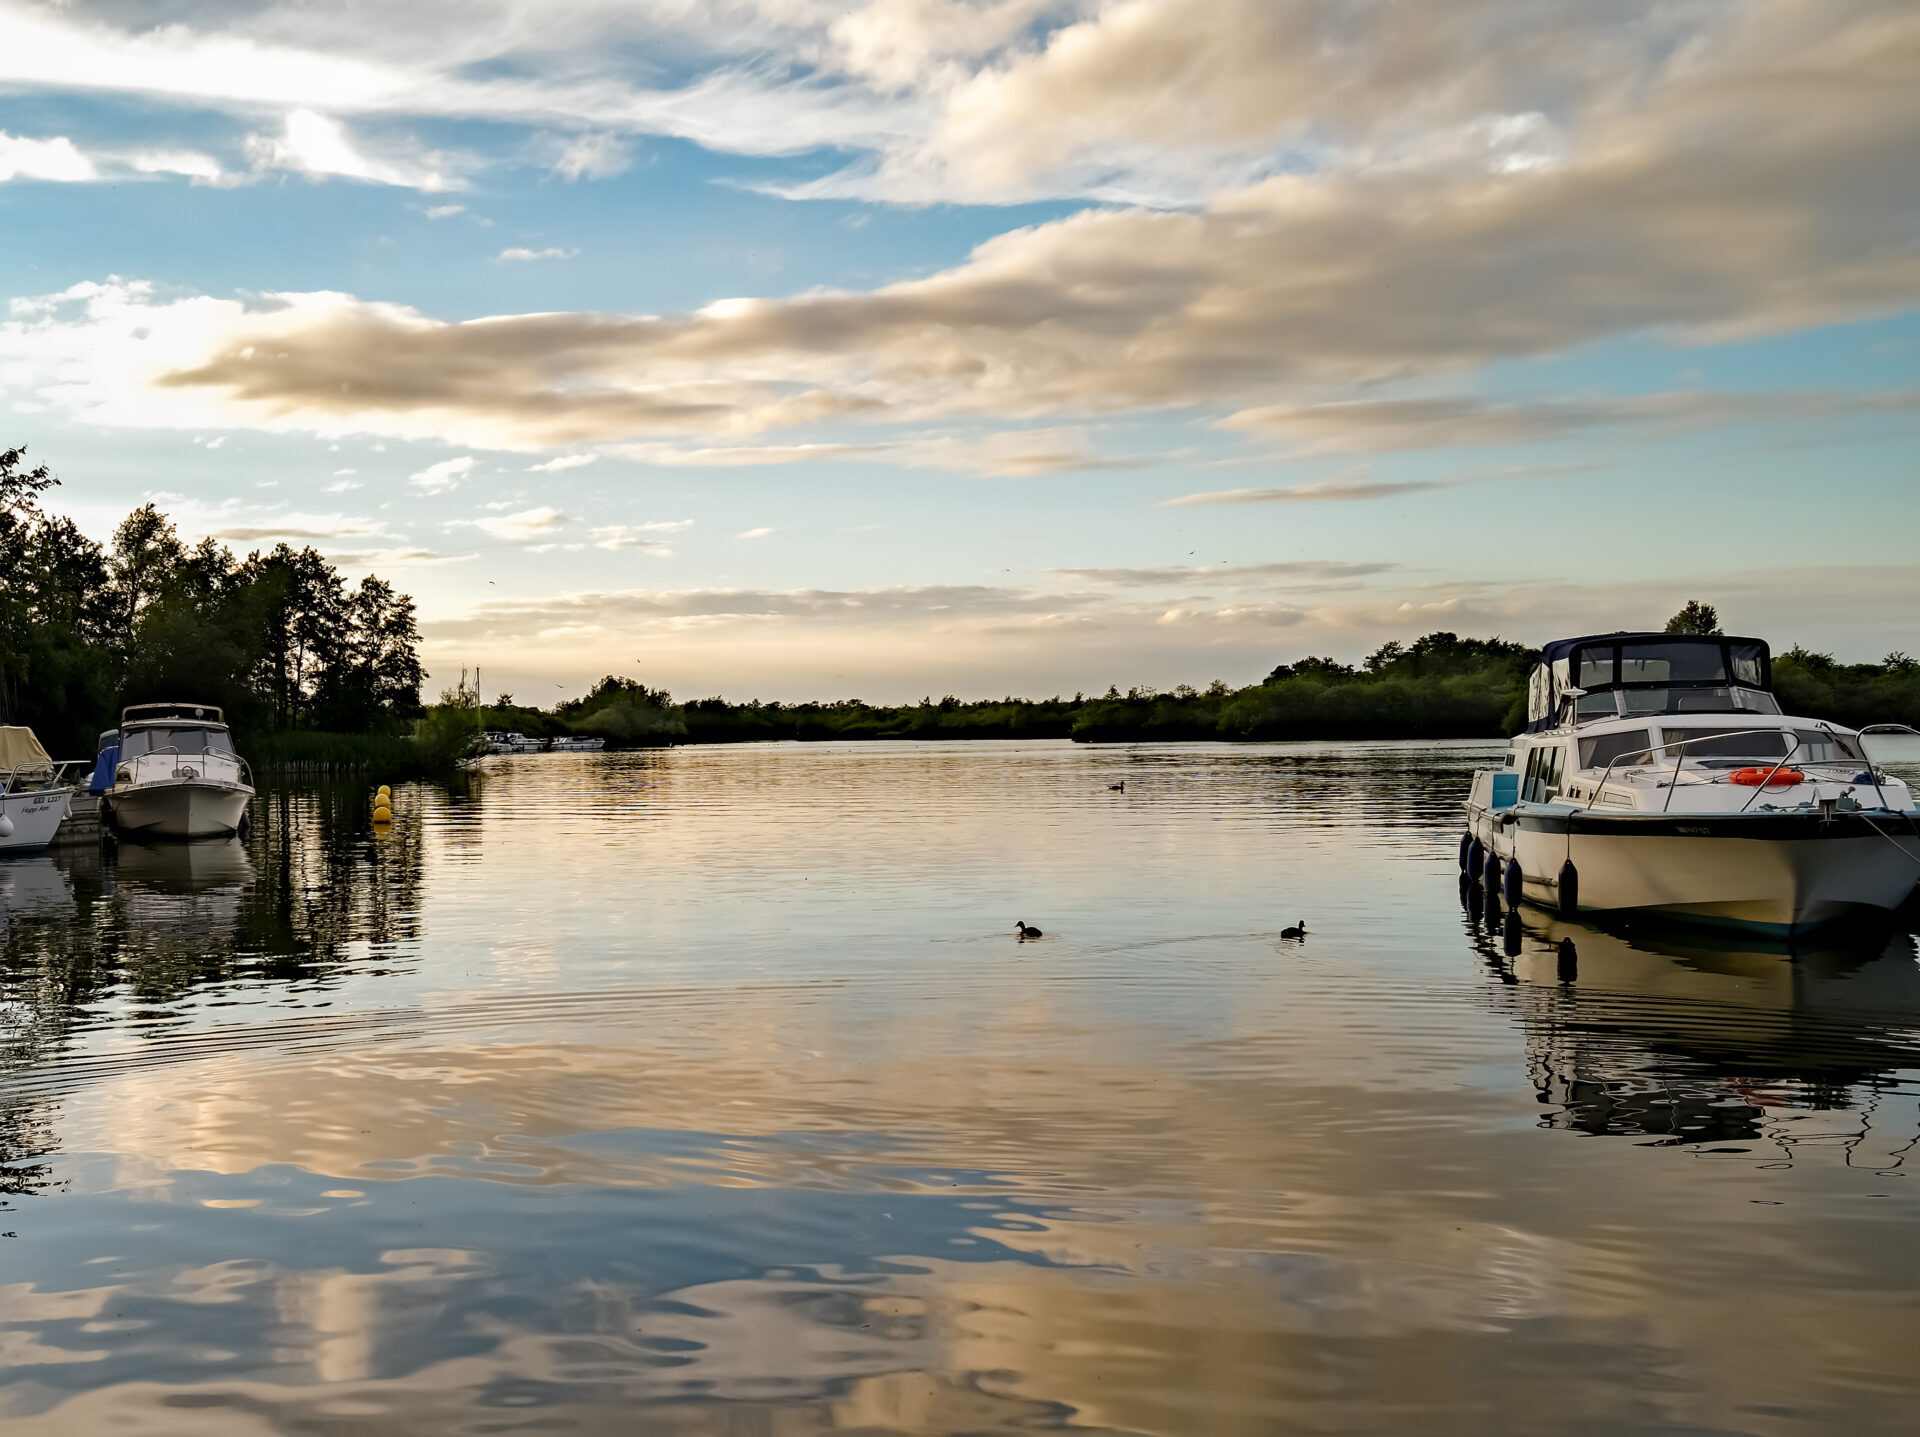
106, 779, 252, 838
1473, 807, 1920, 937
0, 787, 72, 854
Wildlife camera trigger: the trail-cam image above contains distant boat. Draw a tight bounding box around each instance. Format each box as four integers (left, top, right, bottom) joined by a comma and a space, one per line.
101, 703, 254, 839
549, 736, 605, 752
0, 726, 79, 854
482, 730, 547, 754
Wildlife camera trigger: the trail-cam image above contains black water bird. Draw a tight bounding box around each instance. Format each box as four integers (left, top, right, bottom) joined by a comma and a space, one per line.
1016, 921, 1043, 939
1280, 921, 1308, 940
1107, 781, 1124, 791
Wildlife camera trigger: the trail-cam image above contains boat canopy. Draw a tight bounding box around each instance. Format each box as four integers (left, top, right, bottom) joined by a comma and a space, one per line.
122, 702, 226, 727
0, 726, 53, 772
1524, 633, 1773, 733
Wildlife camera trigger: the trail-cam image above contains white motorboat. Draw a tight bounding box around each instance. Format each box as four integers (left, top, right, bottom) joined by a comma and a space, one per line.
0, 726, 79, 854
101, 703, 255, 839
549, 735, 605, 752
1462, 633, 1920, 937
482, 729, 547, 754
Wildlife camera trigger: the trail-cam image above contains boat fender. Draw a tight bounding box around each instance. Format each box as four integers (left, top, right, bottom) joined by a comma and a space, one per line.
1459, 833, 1472, 870
1504, 860, 1523, 907
1557, 861, 1579, 918
1729, 767, 1804, 787
0, 811, 12, 839
1467, 838, 1486, 880
1483, 854, 1502, 893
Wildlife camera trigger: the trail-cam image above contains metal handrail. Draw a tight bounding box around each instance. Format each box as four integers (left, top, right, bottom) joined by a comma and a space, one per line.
1575, 724, 1875, 813
115, 744, 252, 789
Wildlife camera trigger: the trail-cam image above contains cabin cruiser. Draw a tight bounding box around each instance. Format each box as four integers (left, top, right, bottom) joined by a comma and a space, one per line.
482, 729, 546, 754
1462, 633, 1920, 936
549, 735, 605, 752
100, 703, 255, 839
0, 726, 78, 854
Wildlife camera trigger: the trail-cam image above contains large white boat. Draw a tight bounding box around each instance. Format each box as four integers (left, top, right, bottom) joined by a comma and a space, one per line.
101, 703, 255, 839
1462, 633, 1920, 937
0, 726, 77, 854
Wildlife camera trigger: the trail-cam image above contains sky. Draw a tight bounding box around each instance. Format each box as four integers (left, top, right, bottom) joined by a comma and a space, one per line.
2, 0, 1918, 704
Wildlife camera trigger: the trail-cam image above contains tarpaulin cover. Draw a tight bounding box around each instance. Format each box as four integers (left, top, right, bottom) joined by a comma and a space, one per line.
0, 726, 53, 772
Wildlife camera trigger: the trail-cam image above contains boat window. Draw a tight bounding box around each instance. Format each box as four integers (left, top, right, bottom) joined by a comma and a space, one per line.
1621, 641, 1729, 685
1574, 691, 1620, 719
1792, 729, 1862, 763
1728, 643, 1766, 687
118, 727, 233, 758
1540, 746, 1565, 800
1579, 729, 1656, 769
1576, 648, 1614, 689
1661, 727, 1790, 759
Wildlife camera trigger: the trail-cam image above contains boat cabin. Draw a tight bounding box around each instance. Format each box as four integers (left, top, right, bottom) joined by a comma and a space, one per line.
1524, 633, 1778, 732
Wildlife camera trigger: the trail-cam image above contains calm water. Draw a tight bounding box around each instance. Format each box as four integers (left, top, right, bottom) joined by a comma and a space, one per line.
3, 740, 1919, 1435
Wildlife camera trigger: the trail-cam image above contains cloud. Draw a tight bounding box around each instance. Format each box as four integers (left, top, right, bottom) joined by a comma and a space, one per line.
244, 109, 464, 191
0, 132, 96, 182
1222, 390, 1920, 454
205, 512, 391, 542
1165, 478, 1457, 506
424, 203, 465, 218
124, 149, 229, 184
546, 131, 633, 181
409, 455, 476, 491
619, 427, 1149, 477
3, 2, 1919, 460
590, 524, 678, 551
460, 505, 569, 542
1053, 561, 1399, 587
526, 453, 597, 472
738, 526, 775, 538
498, 245, 580, 262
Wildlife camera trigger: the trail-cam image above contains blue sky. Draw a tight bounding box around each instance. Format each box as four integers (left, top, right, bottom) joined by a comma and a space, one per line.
2, 0, 1917, 702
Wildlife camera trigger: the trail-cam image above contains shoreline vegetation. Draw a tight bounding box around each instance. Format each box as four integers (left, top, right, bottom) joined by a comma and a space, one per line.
7, 450, 1918, 771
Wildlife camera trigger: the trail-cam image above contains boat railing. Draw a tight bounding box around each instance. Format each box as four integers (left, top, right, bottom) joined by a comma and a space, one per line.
0, 759, 89, 797
119, 745, 253, 789
1581, 726, 1891, 814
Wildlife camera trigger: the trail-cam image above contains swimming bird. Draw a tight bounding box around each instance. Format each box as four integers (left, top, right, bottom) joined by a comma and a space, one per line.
1108, 781, 1125, 791
1016, 921, 1043, 939
1280, 921, 1308, 940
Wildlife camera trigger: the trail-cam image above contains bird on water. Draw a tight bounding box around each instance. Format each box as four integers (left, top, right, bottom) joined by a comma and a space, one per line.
1016, 921, 1043, 939
1107, 781, 1125, 791
1280, 921, 1308, 940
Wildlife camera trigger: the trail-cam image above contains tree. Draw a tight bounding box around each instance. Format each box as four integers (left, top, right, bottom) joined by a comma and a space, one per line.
1664, 601, 1722, 636
0, 445, 57, 518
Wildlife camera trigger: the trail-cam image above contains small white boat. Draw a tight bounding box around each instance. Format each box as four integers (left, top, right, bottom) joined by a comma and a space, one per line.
1462, 633, 1920, 937
549, 736, 605, 752
0, 726, 79, 854
482, 729, 547, 754
101, 703, 255, 839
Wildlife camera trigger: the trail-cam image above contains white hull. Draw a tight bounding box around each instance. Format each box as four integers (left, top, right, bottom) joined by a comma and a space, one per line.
106, 779, 252, 838
1469, 808, 1920, 937
0, 787, 72, 854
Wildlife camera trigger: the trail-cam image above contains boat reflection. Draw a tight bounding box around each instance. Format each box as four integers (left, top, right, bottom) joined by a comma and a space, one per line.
110, 833, 255, 927
1463, 879, 1920, 1156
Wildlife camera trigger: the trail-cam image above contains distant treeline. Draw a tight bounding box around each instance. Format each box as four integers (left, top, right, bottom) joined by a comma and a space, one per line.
1, 446, 425, 756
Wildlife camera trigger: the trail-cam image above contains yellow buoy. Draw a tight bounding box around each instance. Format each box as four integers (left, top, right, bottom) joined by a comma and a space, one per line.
376, 785, 392, 799
373, 804, 393, 823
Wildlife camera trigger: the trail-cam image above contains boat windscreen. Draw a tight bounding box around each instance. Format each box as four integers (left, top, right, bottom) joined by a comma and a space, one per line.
1579, 729, 1656, 769
119, 727, 235, 758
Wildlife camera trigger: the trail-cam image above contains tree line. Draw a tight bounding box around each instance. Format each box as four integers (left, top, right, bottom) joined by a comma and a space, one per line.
1, 446, 425, 756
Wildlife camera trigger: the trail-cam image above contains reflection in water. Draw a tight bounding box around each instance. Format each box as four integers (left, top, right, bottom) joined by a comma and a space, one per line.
0, 743, 1917, 1435
1465, 889, 1920, 1159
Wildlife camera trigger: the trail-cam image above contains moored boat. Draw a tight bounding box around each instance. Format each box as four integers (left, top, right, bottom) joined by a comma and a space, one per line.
549, 735, 605, 752
1461, 632, 1920, 937
0, 726, 78, 854
101, 703, 255, 839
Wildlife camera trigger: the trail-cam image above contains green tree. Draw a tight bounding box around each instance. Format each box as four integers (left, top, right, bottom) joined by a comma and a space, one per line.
1664, 600, 1722, 635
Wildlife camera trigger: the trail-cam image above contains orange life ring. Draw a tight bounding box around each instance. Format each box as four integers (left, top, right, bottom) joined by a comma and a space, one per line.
1729, 767, 1803, 787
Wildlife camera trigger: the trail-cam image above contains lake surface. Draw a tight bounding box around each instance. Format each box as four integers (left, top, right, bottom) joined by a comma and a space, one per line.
3, 739, 1919, 1435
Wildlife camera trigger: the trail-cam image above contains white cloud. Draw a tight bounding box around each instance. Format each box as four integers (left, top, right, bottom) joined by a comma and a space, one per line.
0, 132, 95, 182
546, 131, 634, 181
461, 505, 569, 542
498, 246, 579, 262
738, 526, 775, 538
525, 454, 598, 472
410, 455, 477, 491
245, 109, 463, 191
125, 149, 229, 184
590, 524, 679, 551
424, 203, 465, 218
325, 478, 361, 492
